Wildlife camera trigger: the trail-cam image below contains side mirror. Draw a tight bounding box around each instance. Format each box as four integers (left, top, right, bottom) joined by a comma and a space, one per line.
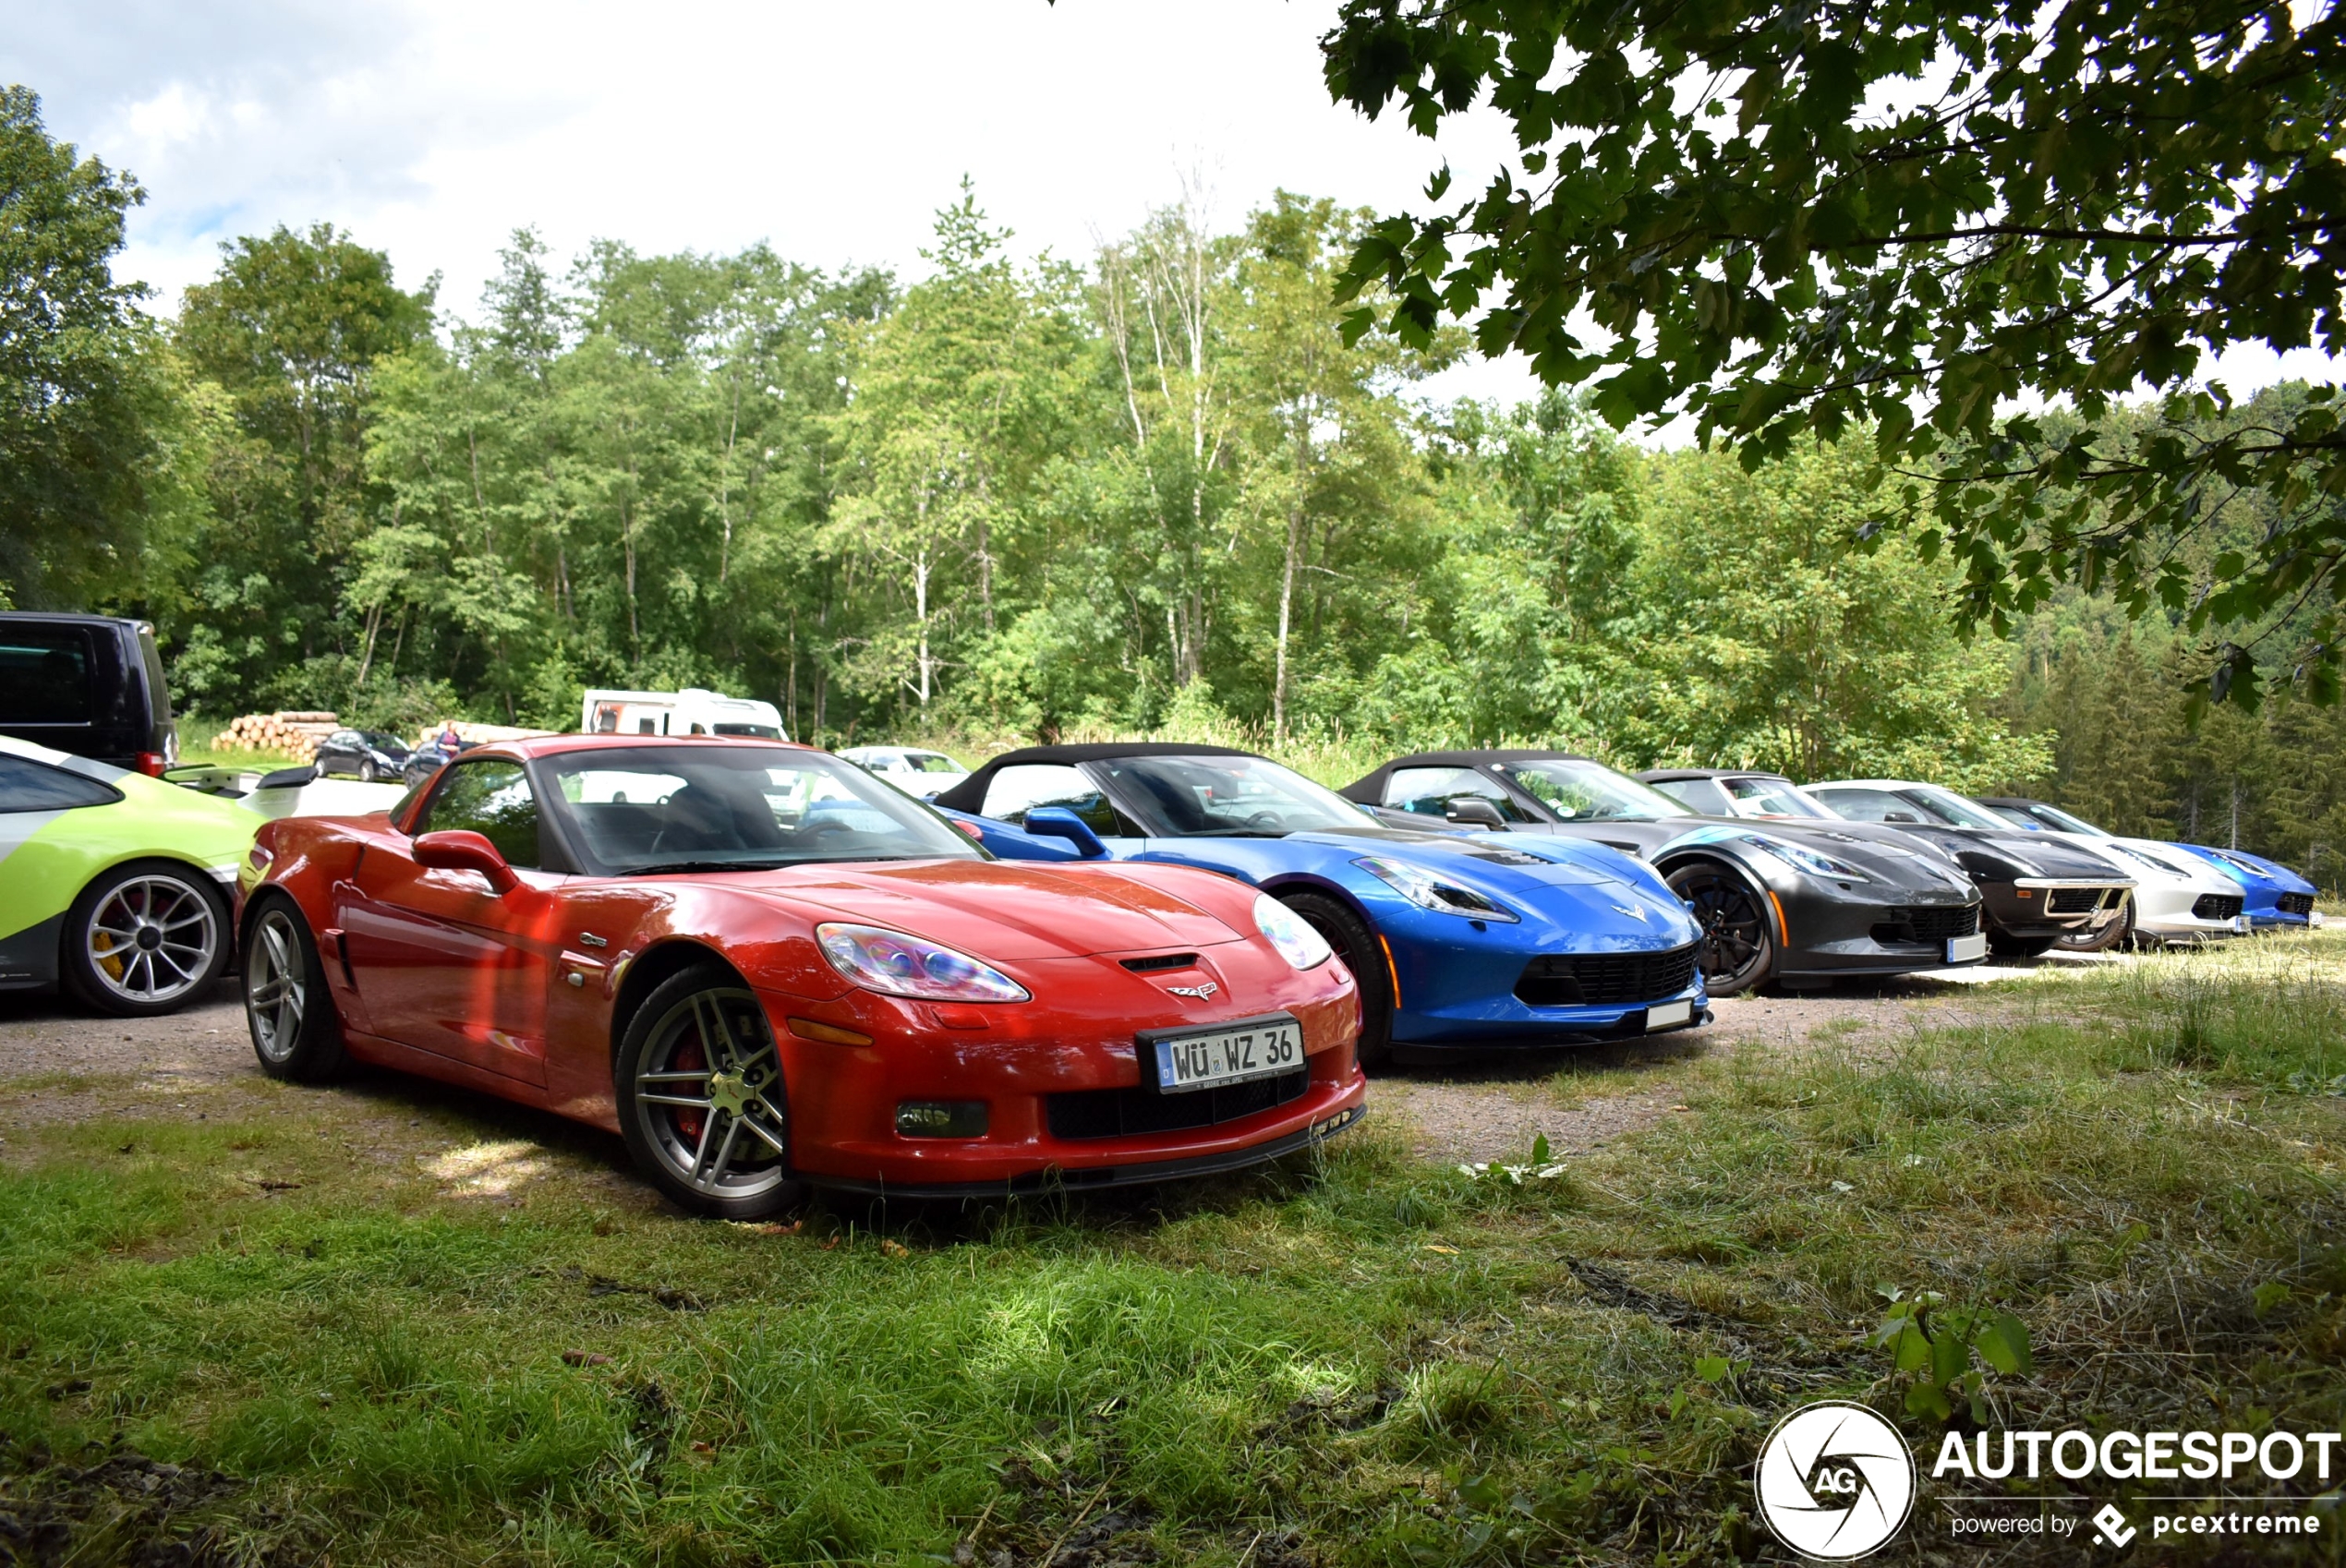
1884, 812, 1920, 824
1022, 806, 1108, 859
1445, 796, 1508, 828
413, 829, 521, 894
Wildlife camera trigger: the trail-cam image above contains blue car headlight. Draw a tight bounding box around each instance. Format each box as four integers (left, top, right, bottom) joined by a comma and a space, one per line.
1738, 834, 1871, 884
1252, 893, 1334, 970
1353, 856, 1520, 923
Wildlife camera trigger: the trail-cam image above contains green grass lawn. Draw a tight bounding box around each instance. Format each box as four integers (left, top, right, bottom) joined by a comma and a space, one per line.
4, 933, 2342, 1564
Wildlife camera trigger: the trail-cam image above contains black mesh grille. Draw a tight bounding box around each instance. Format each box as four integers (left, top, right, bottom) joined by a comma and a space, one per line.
1046, 1067, 1309, 1141
1514, 944, 1700, 1007
2279, 892, 2316, 917
1868, 904, 1981, 947
2193, 893, 2245, 921
2047, 887, 2111, 914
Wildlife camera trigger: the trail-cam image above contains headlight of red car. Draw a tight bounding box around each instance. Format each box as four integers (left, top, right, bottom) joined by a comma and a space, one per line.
1252, 893, 1333, 969
816, 923, 1031, 1002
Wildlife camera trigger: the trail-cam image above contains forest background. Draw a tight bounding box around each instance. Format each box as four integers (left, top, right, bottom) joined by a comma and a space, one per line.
6, 89, 2342, 887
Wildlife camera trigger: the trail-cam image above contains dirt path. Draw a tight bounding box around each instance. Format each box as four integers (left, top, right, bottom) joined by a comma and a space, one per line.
1373, 961, 2066, 1164
0, 961, 2075, 1166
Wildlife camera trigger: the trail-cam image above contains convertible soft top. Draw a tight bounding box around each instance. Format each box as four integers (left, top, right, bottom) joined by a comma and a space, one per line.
1336, 749, 1596, 804
930, 742, 1257, 814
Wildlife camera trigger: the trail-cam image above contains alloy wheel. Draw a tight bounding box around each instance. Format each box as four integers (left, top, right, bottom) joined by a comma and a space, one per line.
246, 908, 308, 1063
629, 986, 791, 1203
1674, 868, 1772, 992
84, 874, 220, 1007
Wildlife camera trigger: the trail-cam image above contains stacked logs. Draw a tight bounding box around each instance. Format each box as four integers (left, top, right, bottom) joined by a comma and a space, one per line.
211, 711, 341, 759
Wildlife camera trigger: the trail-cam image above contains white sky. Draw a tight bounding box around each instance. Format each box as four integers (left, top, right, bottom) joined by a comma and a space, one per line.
0, 0, 1546, 407
4, 0, 2329, 420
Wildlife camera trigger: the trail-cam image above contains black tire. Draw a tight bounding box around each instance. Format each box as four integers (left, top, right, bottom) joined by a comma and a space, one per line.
1278, 891, 1393, 1067
60, 859, 233, 1018
2054, 895, 2131, 954
242, 894, 351, 1081
616, 964, 803, 1219
1665, 860, 1777, 996
1988, 932, 2057, 959
359, 758, 378, 783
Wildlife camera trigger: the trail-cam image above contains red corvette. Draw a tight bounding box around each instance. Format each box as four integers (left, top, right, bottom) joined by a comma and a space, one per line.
236, 735, 1364, 1215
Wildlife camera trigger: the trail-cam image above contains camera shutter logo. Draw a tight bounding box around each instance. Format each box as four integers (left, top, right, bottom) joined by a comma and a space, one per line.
1755, 1401, 1916, 1560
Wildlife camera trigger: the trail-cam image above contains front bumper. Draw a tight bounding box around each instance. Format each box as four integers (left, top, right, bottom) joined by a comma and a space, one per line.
1983, 879, 2132, 939
1770, 882, 1984, 979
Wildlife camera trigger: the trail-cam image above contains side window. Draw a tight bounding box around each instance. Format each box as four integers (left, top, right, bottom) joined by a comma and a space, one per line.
419, 760, 541, 869
1813, 789, 1891, 822
981, 764, 1132, 836
0, 753, 121, 813
1657, 778, 1734, 815
1382, 766, 1530, 822
0, 629, 95, 724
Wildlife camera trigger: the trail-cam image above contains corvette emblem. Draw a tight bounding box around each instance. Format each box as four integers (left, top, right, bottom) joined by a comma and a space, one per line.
1166, 982, 1219, 999
1610, 901, 1650, 923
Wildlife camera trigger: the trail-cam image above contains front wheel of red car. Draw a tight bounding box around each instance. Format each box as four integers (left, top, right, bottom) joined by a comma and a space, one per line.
243, 896, 350, 1082
617, 965, 804, 1219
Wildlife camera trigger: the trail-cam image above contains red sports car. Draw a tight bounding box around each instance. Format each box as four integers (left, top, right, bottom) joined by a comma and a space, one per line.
236, 735, 1364, 1215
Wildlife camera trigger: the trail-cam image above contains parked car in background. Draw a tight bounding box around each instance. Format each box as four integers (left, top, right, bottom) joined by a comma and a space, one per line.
0, 734, 254, 1016
312, 728, 411, 782
1338, 752, 1986, 995
238, 735, 1364, 1213
1804, 779, 2135, 956
402, 736, 475, 789
2168, 845, 2324, 931
581, 687, 787, 740
0, 613, 178, 776
839, 745, 972, 797
1972, 797, 2251, 947
932, 744, 1709, 1061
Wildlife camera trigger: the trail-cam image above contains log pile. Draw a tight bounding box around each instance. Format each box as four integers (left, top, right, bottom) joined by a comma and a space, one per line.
211, 711, 341, 758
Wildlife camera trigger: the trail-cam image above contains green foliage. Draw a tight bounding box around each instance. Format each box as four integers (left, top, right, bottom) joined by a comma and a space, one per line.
1320, 0, 2346, 699
1872, 1287, 2033, 1422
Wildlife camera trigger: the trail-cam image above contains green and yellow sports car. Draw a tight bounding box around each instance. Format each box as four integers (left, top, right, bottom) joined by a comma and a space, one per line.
0, 734, 260, 1016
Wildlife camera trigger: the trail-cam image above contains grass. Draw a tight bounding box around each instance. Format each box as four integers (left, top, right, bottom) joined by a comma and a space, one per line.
3, 932, 2343, 1564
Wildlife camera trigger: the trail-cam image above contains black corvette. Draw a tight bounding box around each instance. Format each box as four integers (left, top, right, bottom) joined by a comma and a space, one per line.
1340, 751, 1987, 994
1703, 773, 2137, 958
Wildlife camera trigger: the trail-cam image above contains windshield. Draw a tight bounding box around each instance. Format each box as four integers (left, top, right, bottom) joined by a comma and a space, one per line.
906, 752, 966, 773
1721, 776, 1834, 819
1904, 785, 2012, 830
543, 744, 981, 873
1498, 759, 1686, 822
2030, 802, 2108, 836
1100, 754, 1374, 837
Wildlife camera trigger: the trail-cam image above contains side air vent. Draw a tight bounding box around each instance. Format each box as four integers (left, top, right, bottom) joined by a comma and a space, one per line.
1119, 952, 1200, 973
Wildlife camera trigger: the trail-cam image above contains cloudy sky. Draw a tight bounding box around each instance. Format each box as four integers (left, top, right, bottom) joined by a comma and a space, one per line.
2, 0, 1545, 404
4, 1, 2326, 410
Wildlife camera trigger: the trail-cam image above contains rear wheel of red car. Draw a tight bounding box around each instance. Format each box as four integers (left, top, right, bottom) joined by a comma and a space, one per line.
1666, 861, 1777, 996
1278, 891, 1390, 1068
242, 896, 350, 1081
617, 965, 803, 1219
61, 860, 232, 1018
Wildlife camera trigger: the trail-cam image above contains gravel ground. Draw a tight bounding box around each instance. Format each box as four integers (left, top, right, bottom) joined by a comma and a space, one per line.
0, 961, 2075, 1166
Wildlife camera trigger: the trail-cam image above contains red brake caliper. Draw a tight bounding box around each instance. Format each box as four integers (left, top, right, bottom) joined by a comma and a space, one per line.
673, 1032, 707, 1142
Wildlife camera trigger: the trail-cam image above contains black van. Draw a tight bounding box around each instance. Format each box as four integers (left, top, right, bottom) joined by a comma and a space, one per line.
0, 614, 179, 775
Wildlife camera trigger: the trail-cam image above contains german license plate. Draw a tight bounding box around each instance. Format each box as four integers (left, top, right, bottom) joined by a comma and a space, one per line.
1646, 999, 1692, 1031
1151, 1017, 1303, 1092
2232, 914, 2251, 935
1947, 933, 1989, 963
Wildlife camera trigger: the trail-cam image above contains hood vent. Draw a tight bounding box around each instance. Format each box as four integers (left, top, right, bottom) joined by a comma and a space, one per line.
1119, 952, 1200, 973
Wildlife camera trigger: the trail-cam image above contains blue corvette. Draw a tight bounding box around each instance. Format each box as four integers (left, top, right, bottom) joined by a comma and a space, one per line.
927, 744, 1709, 1062
2171, 844, 2322, 931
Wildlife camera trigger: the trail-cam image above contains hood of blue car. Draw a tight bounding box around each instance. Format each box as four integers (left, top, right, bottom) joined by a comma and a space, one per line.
1288, 825, 1630, 885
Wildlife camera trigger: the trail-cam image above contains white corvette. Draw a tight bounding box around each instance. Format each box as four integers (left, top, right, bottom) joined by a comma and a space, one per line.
1973, 796, 2248, 948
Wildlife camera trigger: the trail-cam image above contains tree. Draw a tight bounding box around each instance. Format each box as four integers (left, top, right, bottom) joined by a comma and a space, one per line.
0, 85, 199, 610
1320, 0, 2346, 702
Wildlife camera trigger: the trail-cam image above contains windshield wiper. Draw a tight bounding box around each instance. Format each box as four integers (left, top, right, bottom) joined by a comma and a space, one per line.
1180, 827, 1294, 838
617, 859, 794, 875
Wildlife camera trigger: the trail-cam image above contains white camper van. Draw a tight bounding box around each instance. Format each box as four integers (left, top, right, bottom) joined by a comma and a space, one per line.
580, 688, 788, 741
